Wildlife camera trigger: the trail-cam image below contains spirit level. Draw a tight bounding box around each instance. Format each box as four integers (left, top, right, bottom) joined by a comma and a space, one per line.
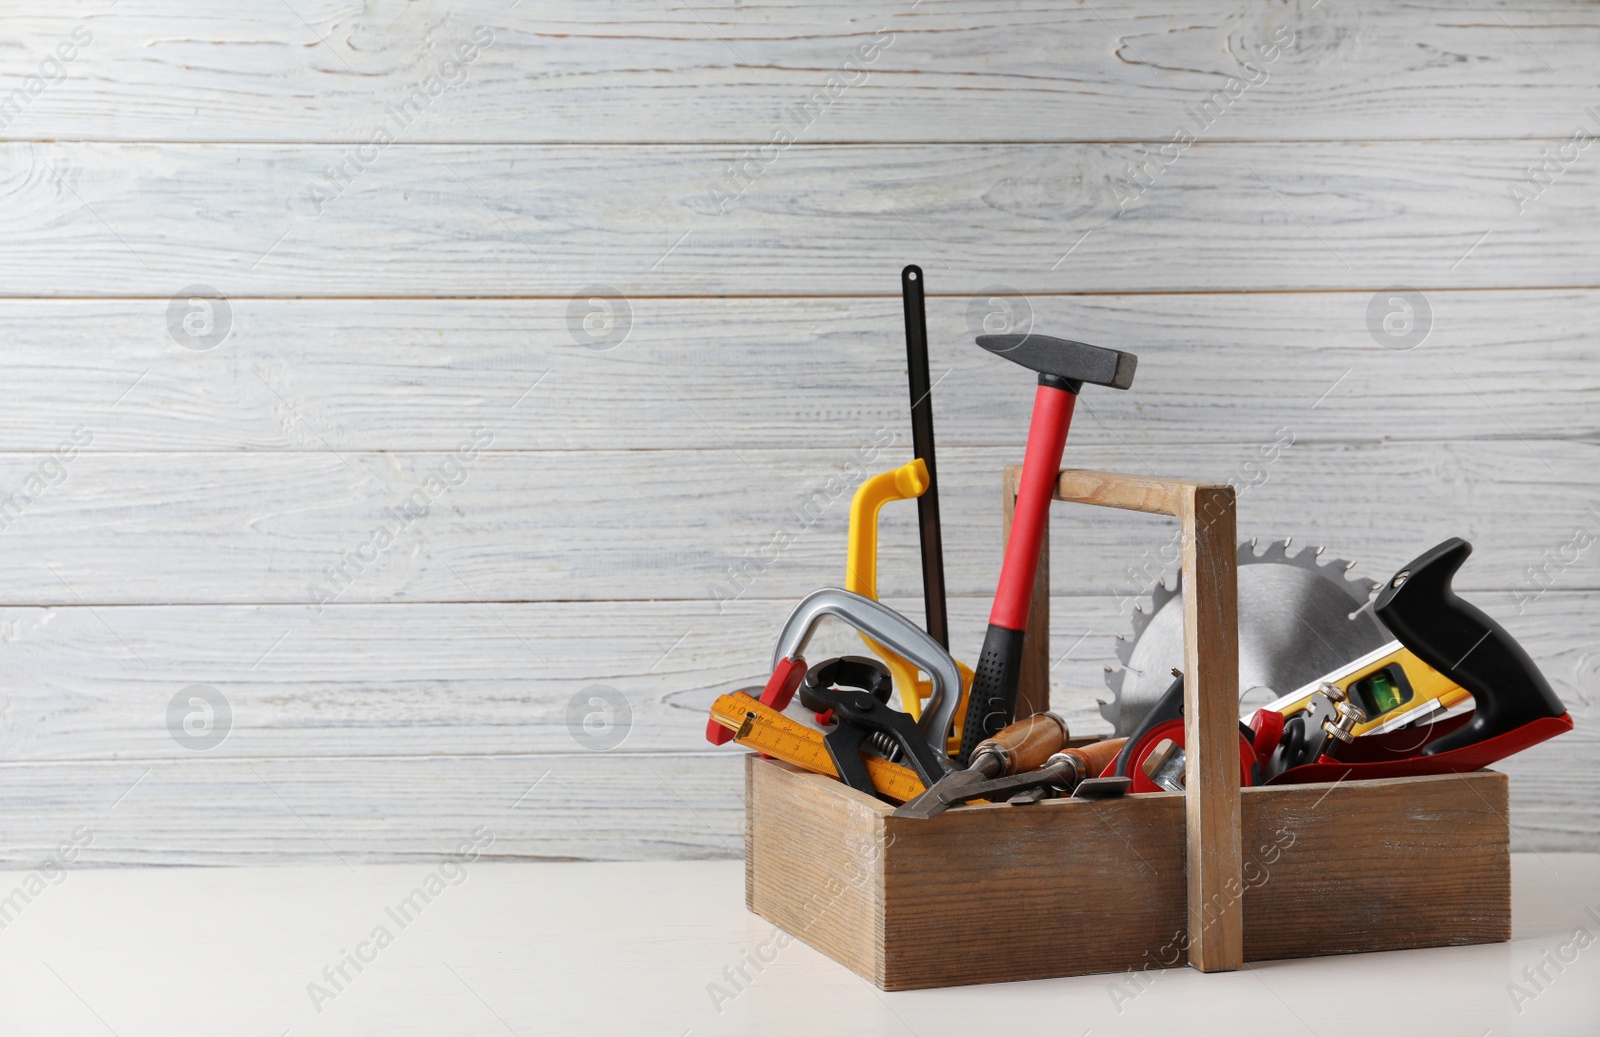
1262, 641, 1472, 737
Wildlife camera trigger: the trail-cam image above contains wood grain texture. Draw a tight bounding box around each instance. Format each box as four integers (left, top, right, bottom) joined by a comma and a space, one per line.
0, 291, 1596, 452
750, 754, 1189, 989
1046, 466, 1245, 967
5, 2, 1600, 143
1, 589, 1592, 759
1179, 483, 1244, 971
1055, 469, 1192, 516
0, 590, 1589, 864
2, 587, 1593, 759
0, 750, 746, 866
1, 0, 1595, 865
3, 141, 1598, 296
746, 756, 1509, 989
1, 440, 1597, 607
1242, 771, 1512, 957
746, 756, 884, 981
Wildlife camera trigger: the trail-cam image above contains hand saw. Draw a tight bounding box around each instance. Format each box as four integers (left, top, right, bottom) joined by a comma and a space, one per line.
706, 691, 926, 803
844, 458, 974, 748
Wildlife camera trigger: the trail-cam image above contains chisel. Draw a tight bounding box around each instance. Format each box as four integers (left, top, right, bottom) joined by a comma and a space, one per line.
896, 737, 1127, 819
892, 712, 1068, 818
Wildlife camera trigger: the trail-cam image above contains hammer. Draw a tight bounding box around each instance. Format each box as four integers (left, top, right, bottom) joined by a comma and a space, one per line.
957, 332, 1138, 764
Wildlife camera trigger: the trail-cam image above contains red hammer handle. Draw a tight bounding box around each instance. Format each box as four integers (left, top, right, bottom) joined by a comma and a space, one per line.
990, 382, 1076, 630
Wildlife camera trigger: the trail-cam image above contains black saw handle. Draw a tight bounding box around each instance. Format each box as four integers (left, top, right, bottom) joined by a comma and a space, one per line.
1374, 537, 1566, 756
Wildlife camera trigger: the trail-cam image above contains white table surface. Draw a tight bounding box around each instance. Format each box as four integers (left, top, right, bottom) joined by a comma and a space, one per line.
2, 854, 1596, 1036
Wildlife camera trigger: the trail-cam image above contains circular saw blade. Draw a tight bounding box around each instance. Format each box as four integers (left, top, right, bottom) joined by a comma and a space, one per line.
1100, 538, 1389, 737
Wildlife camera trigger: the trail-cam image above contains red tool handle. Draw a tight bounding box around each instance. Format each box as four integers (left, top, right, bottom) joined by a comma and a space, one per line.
957, 379, 1079, 762
990, 381, 1076, 630
1266, 712, 1573, 784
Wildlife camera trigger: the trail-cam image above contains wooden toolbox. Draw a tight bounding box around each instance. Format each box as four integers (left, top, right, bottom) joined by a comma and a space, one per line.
744, 468, 1511, 990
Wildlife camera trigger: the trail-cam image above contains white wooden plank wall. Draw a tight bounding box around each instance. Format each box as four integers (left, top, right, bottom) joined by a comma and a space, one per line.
0, 1, 1595, 864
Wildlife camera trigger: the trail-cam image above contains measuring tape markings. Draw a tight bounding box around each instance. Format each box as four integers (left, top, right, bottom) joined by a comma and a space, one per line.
709, 692, 927, 803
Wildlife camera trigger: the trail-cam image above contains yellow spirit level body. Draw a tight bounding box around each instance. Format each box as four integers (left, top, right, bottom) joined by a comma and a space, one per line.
1263, 640, 1472, 735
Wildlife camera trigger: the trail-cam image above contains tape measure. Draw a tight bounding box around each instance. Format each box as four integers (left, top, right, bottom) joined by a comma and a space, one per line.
707, 691, 927, 803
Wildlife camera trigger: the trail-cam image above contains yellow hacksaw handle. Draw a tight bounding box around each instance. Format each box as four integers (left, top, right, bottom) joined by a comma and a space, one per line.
844, 459, 974, 742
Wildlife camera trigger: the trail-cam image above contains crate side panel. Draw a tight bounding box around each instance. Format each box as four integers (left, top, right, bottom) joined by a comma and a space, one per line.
745, 757, 887, 982
878, 794, 1189, 989
1242, 772, 1512, 961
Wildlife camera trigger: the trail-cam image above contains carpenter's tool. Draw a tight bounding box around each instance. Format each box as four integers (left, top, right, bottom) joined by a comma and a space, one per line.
1108, 670, 1260, 794
1103, 538, 1390, 736
800, 655, 892, 726
843, 460, 975, 732
959, 333, 1138, 763
1378, 538, 1568, 755
892, 711, 1069, 818
757, 588, 963, 751
1115, 718, 1257, 794
797, 674, 952, 796
896, 737, 1127, 819
1260, 640, 1471, 739
1072, 775, 1133, 799
901, 264, 950, 651
1110, 671, 1185, 778
1266, 683, 1366, 778
706, 691, 926, 803
1267, 538, 1573, 784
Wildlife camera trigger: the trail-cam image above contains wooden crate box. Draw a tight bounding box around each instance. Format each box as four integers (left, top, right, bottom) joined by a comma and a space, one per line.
743, 468, 1512, 989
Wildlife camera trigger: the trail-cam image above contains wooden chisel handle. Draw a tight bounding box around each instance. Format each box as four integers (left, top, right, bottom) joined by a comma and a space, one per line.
1055, 737, 1126, 781
969, 712, 1069, 776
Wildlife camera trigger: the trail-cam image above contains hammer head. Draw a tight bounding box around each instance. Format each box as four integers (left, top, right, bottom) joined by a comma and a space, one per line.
977, 333, 1137, 391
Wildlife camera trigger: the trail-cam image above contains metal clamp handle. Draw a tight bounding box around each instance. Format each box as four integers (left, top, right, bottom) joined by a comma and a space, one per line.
771, 588, 961, 750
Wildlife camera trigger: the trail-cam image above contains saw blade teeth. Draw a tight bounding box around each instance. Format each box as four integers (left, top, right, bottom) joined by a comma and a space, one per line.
1286, 547, 1376, 607
1127, 605, 1151, 640
1114, 632, 1134, 665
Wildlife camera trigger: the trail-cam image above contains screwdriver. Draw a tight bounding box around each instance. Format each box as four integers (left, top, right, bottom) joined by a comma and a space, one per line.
895, 737, 1127, 819
892, 712, 1069, 818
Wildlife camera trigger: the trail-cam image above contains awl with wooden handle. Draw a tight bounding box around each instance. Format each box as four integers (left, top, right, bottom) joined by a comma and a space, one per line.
894, 735, 1127, 819
892, 712, 1068, 818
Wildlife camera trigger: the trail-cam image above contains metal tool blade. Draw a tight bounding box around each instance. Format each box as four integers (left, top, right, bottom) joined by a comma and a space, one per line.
895, 759, 1074, 819
891, 767, 988, 819
1101, 539, 1389, 737
1073, 776, 1132, 799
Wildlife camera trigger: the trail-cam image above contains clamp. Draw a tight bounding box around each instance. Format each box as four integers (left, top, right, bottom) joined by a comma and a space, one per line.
761, 588, 964, 751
